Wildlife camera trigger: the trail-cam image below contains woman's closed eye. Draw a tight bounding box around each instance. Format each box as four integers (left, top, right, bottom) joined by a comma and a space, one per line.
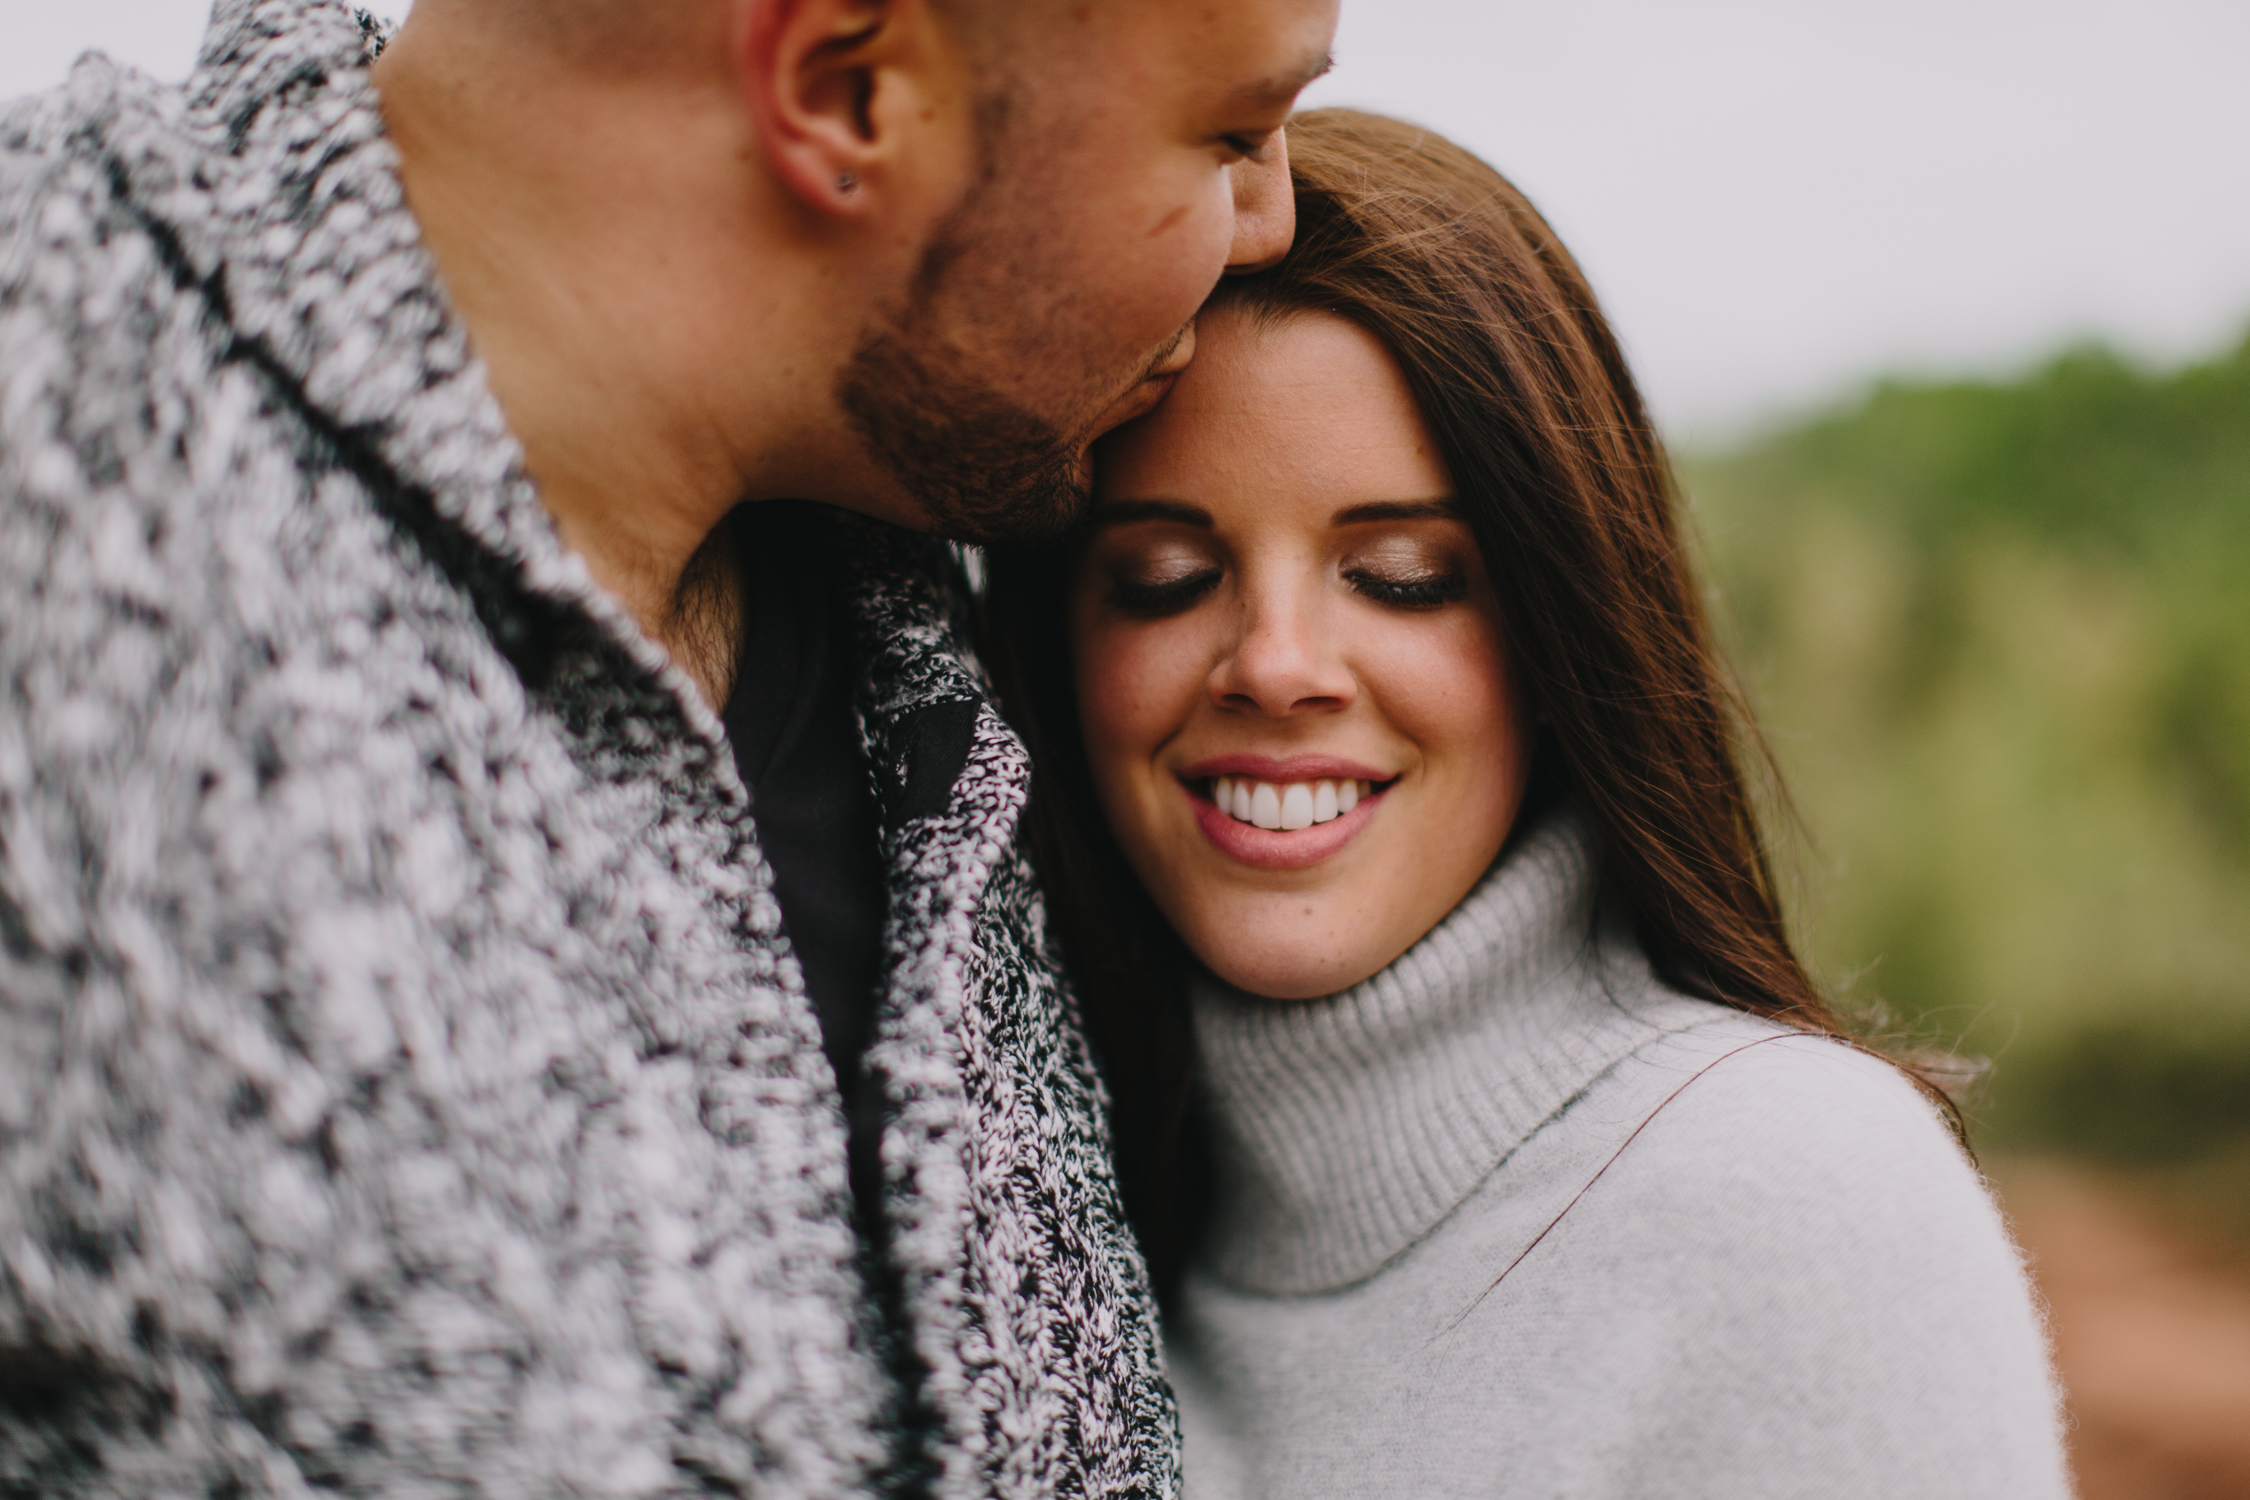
1338, 529, 1478, 610
1344, 564, 1469, 610
1106, 558, 1224, 616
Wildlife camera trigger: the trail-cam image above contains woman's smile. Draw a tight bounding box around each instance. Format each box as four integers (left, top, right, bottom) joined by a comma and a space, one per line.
1178, 754, 1397, 870
1070, 307, 1532, 999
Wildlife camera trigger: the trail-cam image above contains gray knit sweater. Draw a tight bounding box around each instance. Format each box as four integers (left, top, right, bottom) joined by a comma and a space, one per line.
1170, 808, 2070, 1499
0, 4, 1173, 1495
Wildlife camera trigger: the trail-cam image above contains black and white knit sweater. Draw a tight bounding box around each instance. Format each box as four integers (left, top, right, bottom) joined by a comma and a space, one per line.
0, 3, 1176, 1495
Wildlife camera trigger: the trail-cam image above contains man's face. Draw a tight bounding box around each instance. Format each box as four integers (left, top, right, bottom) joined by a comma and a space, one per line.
840, 0, 1340, 543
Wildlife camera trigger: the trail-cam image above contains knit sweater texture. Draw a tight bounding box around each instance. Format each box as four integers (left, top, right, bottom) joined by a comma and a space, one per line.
1170, 807, 2070, 1499
0, 5, 1174, 1495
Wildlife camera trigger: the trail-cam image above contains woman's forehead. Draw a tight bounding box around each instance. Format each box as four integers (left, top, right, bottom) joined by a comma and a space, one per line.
1095, 310, 1450, 508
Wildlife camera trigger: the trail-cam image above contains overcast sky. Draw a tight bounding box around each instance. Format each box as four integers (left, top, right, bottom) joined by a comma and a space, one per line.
7, 0, 2248, 440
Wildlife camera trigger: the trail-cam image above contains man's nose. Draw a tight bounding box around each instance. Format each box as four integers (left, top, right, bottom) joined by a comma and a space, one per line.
1225, 129, 1295, 275
1208, 591, 1355, 716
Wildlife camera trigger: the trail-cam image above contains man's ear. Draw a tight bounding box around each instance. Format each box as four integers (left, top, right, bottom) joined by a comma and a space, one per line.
735, 0, 964, 218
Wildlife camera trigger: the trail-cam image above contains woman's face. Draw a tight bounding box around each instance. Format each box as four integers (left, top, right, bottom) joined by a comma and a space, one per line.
1071, 308, 1533, 1000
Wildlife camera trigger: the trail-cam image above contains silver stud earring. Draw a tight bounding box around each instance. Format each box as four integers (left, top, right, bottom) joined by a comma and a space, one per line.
837, 172, 859, 193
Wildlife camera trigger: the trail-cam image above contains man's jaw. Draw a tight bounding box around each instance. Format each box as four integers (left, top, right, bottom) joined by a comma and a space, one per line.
833, 307, 1199, 542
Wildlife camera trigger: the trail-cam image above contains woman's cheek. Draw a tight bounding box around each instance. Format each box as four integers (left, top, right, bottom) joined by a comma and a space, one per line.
1073, 622, 1132, 759
1364, 613, 1520, 791
1430, 619, 1528, 845
1073, 620, 1197, 890
1076, 622, 1177, 791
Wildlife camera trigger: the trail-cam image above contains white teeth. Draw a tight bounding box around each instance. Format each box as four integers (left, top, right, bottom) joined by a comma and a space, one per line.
1211, 776, 1378, 830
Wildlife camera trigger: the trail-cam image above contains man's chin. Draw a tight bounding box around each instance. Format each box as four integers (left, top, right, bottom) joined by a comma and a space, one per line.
879, 435, 1092, 546
844, 325, 1187, 543
936, 456, 1092, 545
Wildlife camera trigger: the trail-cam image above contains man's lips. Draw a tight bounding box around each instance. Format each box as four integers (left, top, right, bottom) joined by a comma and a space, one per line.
1118, 371, 1179, 426
1092, 324, 1197, 436
1087, 371, 1179, 438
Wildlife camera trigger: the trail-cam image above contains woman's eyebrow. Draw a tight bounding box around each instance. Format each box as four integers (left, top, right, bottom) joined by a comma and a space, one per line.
1089, 499, 1214, 529
1333, 499, 1462, 525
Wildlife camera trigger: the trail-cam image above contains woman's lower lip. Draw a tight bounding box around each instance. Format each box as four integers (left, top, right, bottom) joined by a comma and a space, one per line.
1188, 783, 1386, 871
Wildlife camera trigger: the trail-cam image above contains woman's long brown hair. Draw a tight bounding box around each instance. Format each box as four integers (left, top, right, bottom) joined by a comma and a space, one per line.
984, 109, 1935, 1295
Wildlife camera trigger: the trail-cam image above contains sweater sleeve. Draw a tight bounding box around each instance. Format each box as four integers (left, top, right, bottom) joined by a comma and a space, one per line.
1490, 1029, 2073, 1500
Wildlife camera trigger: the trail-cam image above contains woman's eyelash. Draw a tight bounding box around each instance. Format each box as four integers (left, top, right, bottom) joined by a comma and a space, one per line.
1108, 568, 1222, 616
1346, 568, 1469, 609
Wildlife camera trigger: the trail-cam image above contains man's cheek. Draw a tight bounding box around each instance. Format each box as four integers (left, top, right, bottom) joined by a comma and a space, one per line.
1082, 188, 1233, 350
1151, 196, 1236, 318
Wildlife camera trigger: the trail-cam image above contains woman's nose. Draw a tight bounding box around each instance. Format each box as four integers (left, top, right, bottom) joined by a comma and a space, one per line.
1208, 594, 1356, 717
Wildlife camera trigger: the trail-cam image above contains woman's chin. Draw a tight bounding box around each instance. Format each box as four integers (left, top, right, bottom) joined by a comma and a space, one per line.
1187, 930, 1400, 1004
1153, 832, 1436, 1002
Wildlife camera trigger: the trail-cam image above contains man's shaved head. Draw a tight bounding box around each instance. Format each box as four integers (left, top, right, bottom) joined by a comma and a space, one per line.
379, 0, 1335, 595
463, 0, 1059, 70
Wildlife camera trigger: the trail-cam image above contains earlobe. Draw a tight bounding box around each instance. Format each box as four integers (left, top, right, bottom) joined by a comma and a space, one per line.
735, 0, 894, 215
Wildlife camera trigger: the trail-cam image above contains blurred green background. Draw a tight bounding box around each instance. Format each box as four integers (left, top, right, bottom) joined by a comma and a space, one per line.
1685, 330, 2250, 1201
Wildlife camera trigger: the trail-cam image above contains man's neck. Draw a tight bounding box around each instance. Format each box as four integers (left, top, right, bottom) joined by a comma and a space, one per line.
371, 4, 896, 710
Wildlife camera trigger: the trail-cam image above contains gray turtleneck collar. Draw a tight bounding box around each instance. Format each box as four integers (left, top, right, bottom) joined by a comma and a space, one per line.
1172, 806, 2070, 1500
1190, 805, 1708, 1294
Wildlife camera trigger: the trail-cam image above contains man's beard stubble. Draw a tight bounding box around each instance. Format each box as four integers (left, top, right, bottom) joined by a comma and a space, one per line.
834, 123, 1195, 546
836, 319, 1092, 546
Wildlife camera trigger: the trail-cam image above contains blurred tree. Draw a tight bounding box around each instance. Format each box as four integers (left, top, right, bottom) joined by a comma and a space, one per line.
1687, 330, 2250, 1162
